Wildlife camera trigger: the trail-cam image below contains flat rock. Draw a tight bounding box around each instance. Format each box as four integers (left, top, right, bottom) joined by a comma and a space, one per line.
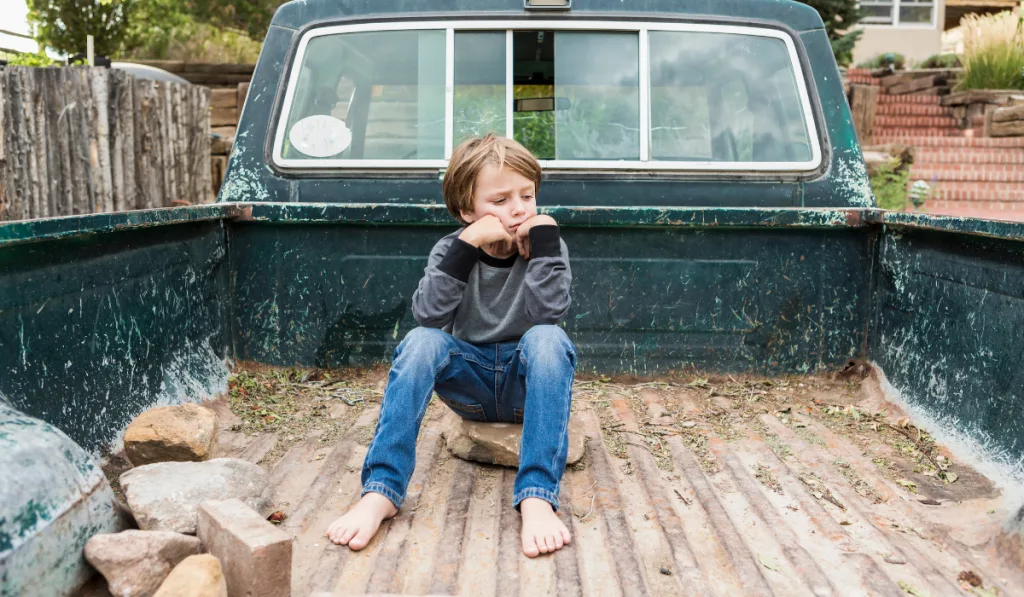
85, 530, 202, 597
120, 458, 273, 534
153, 554, 227, 597
124, 403, 218, 466
443, 413, 586, 468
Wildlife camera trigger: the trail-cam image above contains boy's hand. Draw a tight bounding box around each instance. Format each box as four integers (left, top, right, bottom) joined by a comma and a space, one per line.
460, 215, 514, 248
515, 215, 557, 259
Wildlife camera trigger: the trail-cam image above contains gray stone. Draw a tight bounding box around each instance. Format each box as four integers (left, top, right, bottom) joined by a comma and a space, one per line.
443, 413, 586, 468
120, 458, 273, 534
85, 530, 201, 597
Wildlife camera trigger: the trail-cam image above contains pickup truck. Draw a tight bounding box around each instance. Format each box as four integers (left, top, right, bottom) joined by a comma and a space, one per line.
3, 1, 1024, 596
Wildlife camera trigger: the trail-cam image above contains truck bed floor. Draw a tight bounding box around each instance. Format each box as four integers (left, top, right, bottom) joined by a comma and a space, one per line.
176, 368, 1024, 596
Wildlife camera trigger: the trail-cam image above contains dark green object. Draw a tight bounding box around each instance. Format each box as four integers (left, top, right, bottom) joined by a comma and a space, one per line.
1, 0, 1021, 477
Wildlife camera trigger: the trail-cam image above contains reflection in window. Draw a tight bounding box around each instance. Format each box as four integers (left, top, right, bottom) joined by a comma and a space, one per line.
282, 30, 445, 160
649, 31, 812, 162
454, 32, 506, 146
512, 31, 640, 160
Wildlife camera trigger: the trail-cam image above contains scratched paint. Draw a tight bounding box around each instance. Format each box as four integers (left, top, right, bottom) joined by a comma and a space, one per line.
0, 403, 124, 597
230, 215, 873, 375
870, 226, 1024, 475
0, 220, 231, 454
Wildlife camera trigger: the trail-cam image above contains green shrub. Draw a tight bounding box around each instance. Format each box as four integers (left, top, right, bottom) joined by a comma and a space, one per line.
124, 17, 262, 63
870, 159, 911, 210
916, 53, 962, 69
1, 51, 57, 67
856, 53, 907, 70
957, 8, 1024, 91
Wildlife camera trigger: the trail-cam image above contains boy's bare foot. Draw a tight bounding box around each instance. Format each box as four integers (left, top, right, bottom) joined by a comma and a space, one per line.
520, 497, 572, 558
325, 492, 398, 550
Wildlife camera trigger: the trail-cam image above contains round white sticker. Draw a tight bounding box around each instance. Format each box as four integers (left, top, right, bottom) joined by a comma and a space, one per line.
288, 115, 352, 158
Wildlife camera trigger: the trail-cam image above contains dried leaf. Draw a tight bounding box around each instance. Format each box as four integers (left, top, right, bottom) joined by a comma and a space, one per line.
941, 471, 958, 484
898, 580, 931, 597
896, 479, 918, 493
758, 553, 780, 572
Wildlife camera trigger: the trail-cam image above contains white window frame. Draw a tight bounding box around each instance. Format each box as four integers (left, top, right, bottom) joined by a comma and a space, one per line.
272, 20, 823, 172
859, 0, 937, 27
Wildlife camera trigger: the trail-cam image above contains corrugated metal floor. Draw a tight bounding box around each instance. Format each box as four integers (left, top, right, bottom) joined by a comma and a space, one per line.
213, 370, 1024, 597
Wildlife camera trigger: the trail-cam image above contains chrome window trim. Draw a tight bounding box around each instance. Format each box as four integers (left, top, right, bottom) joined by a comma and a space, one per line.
272, 19, 823, 172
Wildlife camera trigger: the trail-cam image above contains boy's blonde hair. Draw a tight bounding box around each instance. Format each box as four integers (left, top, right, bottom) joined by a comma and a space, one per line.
442, 134, 542, 225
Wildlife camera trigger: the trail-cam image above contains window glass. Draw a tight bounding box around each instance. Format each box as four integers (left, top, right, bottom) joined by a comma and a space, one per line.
454, 32, 506, 146
899, 0, 933, 23
861, 2, 896, 24
277, 24, 817, 169
512, 31, 640, 160
649, 31, 812, 162
281, 30, 445, 160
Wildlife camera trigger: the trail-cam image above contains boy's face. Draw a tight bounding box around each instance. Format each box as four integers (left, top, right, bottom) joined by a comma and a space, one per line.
460, 164, 537, 235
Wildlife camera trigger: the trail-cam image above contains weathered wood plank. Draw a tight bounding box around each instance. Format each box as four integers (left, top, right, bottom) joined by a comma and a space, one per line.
0, 69, 11, 220
850, 84, 880, 146
1, 66, 211, 220
54, 69, 75, 216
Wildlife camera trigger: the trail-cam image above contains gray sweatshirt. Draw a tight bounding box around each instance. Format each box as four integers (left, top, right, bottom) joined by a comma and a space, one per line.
411, 226, 572, 344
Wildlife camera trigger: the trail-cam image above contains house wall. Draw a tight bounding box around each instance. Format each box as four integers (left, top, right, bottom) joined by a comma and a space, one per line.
851, 0, 947, 65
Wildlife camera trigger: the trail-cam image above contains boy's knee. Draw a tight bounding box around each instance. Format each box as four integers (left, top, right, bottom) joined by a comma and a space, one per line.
395, 327, 450, 362
521, 325, 575, 359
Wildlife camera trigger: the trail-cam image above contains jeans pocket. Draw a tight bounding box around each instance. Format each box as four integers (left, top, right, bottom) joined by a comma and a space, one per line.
439, 395, 488, 422
513, 408, 524, 424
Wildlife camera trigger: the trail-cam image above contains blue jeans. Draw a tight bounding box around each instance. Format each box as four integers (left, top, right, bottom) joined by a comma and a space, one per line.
361, 325, 577, 511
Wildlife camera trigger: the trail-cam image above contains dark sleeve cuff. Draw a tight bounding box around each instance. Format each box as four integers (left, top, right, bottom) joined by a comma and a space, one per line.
529, 225, 561, 258
437, 237, 478, 282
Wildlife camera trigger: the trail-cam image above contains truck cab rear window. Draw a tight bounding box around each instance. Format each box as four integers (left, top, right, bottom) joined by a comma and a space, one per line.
273, 21, 820, 172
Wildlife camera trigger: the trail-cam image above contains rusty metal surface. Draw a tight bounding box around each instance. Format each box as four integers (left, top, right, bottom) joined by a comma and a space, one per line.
238, 373, 1024, 597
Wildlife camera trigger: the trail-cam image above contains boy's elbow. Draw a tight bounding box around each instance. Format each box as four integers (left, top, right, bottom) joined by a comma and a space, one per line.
527, 298, 571, 325
413, 309, 450, 329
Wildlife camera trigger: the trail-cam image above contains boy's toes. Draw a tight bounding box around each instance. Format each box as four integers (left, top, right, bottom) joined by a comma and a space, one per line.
561, 527, 572, 545
349, 527, 375, 550
522, 535, 541, 558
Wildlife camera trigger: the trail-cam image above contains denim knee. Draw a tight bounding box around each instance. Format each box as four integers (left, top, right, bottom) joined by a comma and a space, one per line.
393, 327, 451, 372
519, 325, 576, 367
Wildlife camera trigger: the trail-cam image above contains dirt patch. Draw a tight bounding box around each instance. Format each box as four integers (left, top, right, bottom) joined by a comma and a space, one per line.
663, 373, 996, 501
754, 463, 783, 494
226, 366, 386, 464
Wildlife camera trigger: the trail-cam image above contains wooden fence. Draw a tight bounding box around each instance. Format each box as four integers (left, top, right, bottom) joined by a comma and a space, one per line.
0, 66, 211, 222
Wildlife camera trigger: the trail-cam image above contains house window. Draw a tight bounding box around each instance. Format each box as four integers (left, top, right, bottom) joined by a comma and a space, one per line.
273, 21, 821, 172
860, 0, 935, 26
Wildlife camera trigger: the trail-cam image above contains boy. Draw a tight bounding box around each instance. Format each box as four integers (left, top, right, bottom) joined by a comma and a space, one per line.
325, 134, 575, 558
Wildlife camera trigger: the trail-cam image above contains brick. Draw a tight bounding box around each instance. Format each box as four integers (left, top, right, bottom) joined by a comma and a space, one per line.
878, 94, 942, 105
873, 135, 1024, 148
921, 200, 1024, 222
915, 148, 1024, 164
875, 115, 959, 128
876, 127, 965, 137
197, 499, 292, 597
910, 165, 1024, 183
876, 103, 952, 116
922, 182, 1024, 202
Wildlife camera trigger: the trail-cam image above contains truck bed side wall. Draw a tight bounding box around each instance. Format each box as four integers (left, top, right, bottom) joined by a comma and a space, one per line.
871, 216, 1024, 463
0, 214, 232, 453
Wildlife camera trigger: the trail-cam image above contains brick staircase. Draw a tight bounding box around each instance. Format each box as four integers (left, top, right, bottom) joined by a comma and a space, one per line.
870, 93, 1024, 221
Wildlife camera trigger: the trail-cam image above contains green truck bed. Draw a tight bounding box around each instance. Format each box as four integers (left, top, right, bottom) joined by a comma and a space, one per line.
3, 0, 1024, 595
